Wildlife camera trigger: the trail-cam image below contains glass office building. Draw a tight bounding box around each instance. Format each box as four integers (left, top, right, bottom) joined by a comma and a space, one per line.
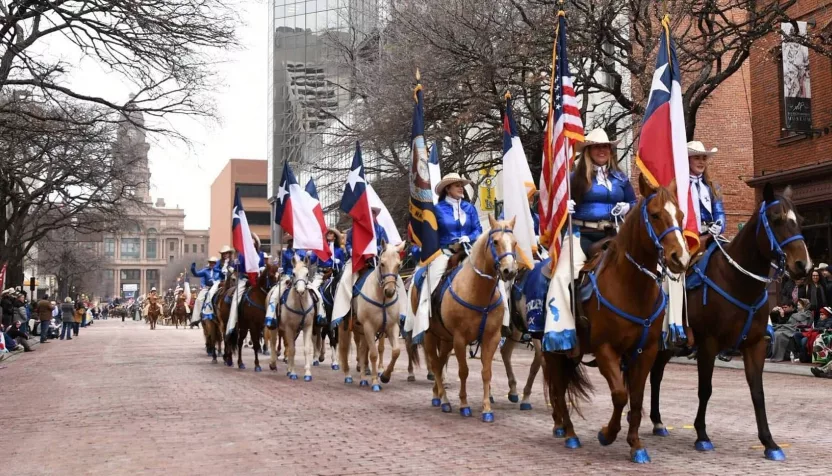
267, 0, 380, 245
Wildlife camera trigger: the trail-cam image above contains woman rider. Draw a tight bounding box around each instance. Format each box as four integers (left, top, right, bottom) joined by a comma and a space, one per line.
687, 141, 725, 242
410, 173, 510, 334
570, 128, 637, 258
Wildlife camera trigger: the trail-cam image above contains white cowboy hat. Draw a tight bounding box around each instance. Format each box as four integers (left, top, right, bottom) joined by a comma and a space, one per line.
435, 173, 473, 195
576, 128, 620, 153
687, 141, 718, 157
263, 253, 272, 260
150, 287, 157, 292
208, 256, 219, 262
1, 288, 14, 295
219, 245, 234, 254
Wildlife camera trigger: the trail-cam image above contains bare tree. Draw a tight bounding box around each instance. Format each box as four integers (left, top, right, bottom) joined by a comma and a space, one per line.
35, 229, 104, 300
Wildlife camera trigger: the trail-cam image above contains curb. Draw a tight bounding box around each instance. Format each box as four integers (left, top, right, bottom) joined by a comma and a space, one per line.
670, 356, 814, 377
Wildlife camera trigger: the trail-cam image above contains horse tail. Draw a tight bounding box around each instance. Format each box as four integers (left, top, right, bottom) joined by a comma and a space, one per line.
563, 358, 593, 417
225, 327, 238, 353
407, 332, 421, 369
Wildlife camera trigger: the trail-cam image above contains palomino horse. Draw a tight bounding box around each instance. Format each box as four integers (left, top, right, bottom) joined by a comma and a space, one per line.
339, 242, 406, 391
266, 257, 315, 380
424, 215, 518, 421
172, 295, 189, 329
544, 176, 689, 463
501, 288, 549, 410
224, 263, 277, 371
648, 184, 810, 461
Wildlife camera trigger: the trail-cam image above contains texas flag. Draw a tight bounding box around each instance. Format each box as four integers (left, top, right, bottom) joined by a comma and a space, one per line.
501, 92, 536, 270
340, 142, 376, 271
636, 15, 699, 253
273, 163, 331, 261
232, 188, 261, 283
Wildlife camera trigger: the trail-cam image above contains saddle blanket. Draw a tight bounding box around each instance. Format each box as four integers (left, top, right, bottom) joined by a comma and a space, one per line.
512, 259, 552, 333
686, 241, 719, 290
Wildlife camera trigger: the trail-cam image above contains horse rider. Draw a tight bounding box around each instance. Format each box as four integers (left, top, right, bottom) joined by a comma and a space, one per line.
190, 256, 221, 321
281, 234, 317, 278
142, 287, 162, 318
201, 245, 235, 320
227, 233, 267, 330
170, 286, 190, 315
411, 173, 510, 330
688, 141, 725, 246
344, 206, 388, 258
321, 228, 347, 275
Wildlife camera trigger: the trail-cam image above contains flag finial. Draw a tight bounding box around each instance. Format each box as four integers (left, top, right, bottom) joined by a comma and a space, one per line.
416, 68, 421, 81
504, 91, 511, 100
414, 69, 423, 101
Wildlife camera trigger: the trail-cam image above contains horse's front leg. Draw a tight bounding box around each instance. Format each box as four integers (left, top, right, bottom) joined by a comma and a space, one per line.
236, 326, 246, 370
625, 344, 659, 463
362, 318, 381, 390
649, 349, 674, 436
694, 337, 718, 452
499, 330, 519, 403
453, 334, 470, 416
380, 321, 401, 385
596, 343, 627, 446
338, 320, 352, 383
479, 323, 502, 422
252, 324, 262, 372
405, 332, 416, 382
377, 335, 385, 374
267, 328, 278, 371
285, 323, 297, 379
520, 338, 543, 410
742, 336, 783, 460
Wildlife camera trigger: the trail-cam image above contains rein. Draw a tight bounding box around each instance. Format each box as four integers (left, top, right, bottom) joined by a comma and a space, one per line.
445, 227, 515, 355
356, 269, 400, 341
694, 199, 805, 350
588, 194, 674, 359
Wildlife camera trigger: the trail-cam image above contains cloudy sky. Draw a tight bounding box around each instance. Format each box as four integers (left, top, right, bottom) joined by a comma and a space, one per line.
55, 1, 268, 230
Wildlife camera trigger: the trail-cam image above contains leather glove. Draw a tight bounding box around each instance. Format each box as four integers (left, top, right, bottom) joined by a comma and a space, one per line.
567, 200, 576, 214
611, 202, 630, 217
708, 220, 722, 236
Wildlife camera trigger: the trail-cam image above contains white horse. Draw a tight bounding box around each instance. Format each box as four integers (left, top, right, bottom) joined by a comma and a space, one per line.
266, 256, 316, 381
339, 241, 406, 391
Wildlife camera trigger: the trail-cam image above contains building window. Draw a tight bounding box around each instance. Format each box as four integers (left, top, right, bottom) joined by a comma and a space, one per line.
169, 240, 175, 252
799, 205, 831, 265
146, 238, 157, 259
120, 238, 141, 260
236, 183, 268, 198
169, 255, 174, 262
120, 269, 140, 281
247, 211, 272, 226
201, 244, 206, 254
104, 238, 115, 258
146, 269, 159, 291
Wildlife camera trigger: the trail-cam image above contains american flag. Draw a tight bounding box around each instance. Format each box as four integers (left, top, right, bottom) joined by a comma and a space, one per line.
539, 10, 584, 262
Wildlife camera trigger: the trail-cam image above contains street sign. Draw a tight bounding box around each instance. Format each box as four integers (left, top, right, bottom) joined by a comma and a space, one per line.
122, 284, 138, 292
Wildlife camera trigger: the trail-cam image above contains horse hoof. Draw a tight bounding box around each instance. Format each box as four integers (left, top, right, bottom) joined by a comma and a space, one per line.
289, 373, 298, 380
431, 398, 441, 407
489, 395, 495, 404
652, 427, 670, 437
304, 375, 312, 382
407, 375, 416, 382
598, 431, 612, 447
380, 373, 390, 384
211, 358, 217, 364
371, 384, 381, 392
332, 364, 340, 371
313, 361, 319, 367
520, 403, 532, 411
345, 377, 353, 384
255, 366, 262, 372
364, 368, 371, 376
553, 427, 567, 438
481, 412, 494, 423
426, 373, 435, 381
460, 407, 472, 417
238, 364, 246, 370
269, 364, 277, 371
359, 380, 369, 387
631, 448, 651, 464
441, 403, 452, 413
695, 440, 714, 452
318, 356, 326, 363
764, 448, 786, 461
508, 394, 519, 403
565, 437, 581, 449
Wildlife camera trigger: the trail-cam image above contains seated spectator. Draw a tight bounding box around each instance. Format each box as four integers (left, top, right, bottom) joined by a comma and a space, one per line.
5, 320, 34, 352
60, 298, 74, 340
810, 307, 832, 378
770, 298, 813, 362
769, 302, 795, 325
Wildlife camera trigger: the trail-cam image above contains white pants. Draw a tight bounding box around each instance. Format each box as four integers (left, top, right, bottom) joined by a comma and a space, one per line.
409, 253, 510, 336
191, 288, 208, 324
226, 279, 247, 335
203, 281, 221, 317
331, 260, 407, 327
266, 273, 324, 323
663, 274, 686, 343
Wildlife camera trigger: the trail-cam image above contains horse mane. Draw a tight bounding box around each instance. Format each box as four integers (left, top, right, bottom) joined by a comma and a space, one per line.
604, 185, 674, 267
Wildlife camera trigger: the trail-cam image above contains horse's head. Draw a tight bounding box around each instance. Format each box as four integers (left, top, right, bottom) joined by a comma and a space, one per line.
638, 175, 690, 275
759, 184, 810, 279
486, 215, 518, 281
291, 255, 310, 295
378, 240, 405, 299
260, 262, 279, 290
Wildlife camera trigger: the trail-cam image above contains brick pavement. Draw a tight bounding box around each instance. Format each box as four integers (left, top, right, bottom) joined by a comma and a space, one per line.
1, 319, 829, 475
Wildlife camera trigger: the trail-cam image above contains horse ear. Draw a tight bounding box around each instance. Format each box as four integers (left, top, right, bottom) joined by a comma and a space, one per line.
667, 178, 678, 198
303, 255, 311, 266
782, 185, 793, 200
763, 183, 775, 203
638, 173, 657, 197
488, 214, 498, 229
394, 242, 406, 254
380, 237, 387, 249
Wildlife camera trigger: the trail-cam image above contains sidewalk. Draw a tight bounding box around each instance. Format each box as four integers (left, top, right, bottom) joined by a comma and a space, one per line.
670, 355, 815, 376
0, 339, 40, 365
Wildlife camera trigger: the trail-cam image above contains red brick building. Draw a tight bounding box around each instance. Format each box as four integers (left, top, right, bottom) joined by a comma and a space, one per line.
748, 1, 832, 265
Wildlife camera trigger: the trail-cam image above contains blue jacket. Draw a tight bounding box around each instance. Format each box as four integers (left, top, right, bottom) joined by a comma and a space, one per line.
191, 262, 221, 287
697, 184, 726, 234
319, 247, 347, 270
436, 198, 482, 248
231, 251, 266, 275
346, 222, 388, 256
281, 249, 317, 275
572, 171, 637, 223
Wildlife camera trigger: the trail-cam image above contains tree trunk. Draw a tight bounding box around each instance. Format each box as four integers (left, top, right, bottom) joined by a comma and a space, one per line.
6, 260, 24, 289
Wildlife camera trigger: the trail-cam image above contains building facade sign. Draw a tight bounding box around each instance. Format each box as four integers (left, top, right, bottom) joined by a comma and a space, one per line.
781, 22, 812, 132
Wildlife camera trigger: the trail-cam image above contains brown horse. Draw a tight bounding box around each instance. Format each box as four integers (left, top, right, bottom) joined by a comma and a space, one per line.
146, 299, 162, 330
225, 263, 277, 371
424, 215, 518, 421
204, 279, 232, 364
648, 184, 810, 461
172, 294, 189, 329
544, 176, 689, 463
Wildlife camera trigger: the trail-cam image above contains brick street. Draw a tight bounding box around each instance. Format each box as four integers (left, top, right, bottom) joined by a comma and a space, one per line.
2, 319, 828, 475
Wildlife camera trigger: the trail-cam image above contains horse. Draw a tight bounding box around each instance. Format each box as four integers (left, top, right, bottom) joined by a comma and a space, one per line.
224, 263, 277, 371
172, 295, 189, 329
314, 266, 341, 368
266, 257, 315, 379
146, 300, 162, 330
501, 276, 550, 410
648, 184, 810, 461
337, 242, 406, 391
420, 215, 518, 421
203, 279, 232, 364
543, 175, 689, 463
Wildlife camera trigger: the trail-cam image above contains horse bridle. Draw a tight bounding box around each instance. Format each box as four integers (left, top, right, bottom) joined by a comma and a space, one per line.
757, 200, 805, 279
468, 227, 516, 281
624, 194, 683, 284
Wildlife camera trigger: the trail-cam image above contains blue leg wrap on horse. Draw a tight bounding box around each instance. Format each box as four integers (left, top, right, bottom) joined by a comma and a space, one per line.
520, 402, 532, 411
598, 431, 612, 446
431, 398, 441, 407
695, 440, 714, 452
652, 427, 670, 437
460, 407, 472, 417
631, 448, 651, 464
764, 448, 786, 461
481, 412, 494, 423
553, 427, 566, 438
564, 436, 581, 449
508, 394, 519, 403
441, 403, 452, 413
